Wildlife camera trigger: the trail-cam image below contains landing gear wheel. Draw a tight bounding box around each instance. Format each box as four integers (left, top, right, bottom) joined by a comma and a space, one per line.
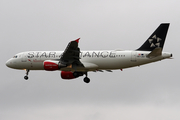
24, 76, 28, 80
83, 77, 90, 83
73, 72, 79, 77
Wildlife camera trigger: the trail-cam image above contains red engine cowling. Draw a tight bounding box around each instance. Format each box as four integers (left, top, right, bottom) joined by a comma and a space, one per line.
61, 71, 76, 79
44, 60, 59, 71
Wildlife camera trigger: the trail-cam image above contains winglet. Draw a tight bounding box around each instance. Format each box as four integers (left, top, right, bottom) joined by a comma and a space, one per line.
75, 38, 80, 43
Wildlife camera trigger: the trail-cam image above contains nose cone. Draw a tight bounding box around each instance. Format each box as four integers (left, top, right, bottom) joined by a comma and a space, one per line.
6, 59, 11, 68
6, 59, 14, 68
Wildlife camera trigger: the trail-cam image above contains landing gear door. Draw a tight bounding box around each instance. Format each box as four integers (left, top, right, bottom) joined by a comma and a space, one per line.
131, 51, 137, 62
22, 53, 27, 62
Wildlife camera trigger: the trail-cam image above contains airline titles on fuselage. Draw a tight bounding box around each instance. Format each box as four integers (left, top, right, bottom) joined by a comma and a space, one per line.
27, 51, 126, 59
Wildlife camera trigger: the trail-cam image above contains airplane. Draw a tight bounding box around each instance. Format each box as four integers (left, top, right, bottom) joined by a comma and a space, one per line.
6, 23, 172, 83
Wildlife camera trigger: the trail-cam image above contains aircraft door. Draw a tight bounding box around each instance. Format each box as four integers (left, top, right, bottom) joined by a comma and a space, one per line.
131, 51, 137, 62
21, 53, 27, 62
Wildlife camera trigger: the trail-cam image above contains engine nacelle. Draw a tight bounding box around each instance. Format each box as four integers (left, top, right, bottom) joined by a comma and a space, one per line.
61, 71, 76, 79
43, 60, 59, 71
61, 71, 84, 79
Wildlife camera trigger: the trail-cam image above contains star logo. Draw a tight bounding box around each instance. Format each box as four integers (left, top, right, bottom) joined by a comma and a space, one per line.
148, 35, 162, 48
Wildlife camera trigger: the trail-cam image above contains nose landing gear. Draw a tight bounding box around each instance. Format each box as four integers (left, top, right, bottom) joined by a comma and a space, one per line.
24, 69, 29, 80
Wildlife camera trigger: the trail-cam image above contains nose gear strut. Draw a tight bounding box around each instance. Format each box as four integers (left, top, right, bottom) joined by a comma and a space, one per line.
24, 69, 29, 80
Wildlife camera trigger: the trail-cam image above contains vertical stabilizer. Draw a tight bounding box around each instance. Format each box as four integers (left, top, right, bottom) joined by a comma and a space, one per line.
137, 23, 170, 51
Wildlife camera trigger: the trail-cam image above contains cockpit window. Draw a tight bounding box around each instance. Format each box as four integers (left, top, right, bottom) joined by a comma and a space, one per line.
13, 55, 18, 58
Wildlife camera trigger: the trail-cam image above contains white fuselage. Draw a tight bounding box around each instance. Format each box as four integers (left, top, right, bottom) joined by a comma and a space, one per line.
6, 50, 172, 71
5, 24, 172, 82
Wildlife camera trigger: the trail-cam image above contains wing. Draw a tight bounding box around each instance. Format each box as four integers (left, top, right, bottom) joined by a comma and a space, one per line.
59, 38, 84, 68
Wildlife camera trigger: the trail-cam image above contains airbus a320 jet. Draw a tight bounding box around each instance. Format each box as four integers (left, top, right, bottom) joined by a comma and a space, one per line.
6, 23, 172, 83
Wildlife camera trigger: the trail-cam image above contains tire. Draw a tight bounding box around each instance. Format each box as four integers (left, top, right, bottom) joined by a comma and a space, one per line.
24, 76, 28, 80
83, 77, 90, 83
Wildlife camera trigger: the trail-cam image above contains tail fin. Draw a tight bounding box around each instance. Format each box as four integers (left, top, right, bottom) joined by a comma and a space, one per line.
136, 23, 170, 51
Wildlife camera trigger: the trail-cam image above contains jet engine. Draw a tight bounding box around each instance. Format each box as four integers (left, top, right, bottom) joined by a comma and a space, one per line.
44, 60, 59, 71
43, 60, 68, 71
61, 71, 84, 79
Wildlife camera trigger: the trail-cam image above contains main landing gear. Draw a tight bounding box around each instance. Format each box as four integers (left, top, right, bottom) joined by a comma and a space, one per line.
73, 72, 90, 83
24, 69, 29, 80
83, 72, 90, 83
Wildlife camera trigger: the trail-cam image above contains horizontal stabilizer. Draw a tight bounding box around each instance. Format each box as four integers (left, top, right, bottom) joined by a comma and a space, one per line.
147, 47, 162, 58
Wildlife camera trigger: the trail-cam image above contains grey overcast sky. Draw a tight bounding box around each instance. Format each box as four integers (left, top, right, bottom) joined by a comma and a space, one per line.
0, 0, 180, 120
